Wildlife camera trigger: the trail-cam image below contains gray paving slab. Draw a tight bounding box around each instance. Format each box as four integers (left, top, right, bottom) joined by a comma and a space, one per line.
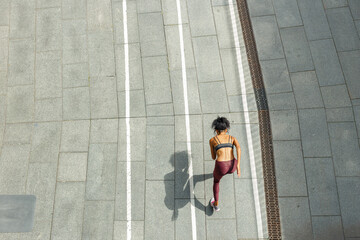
87, 0, 112, 32
298, 108, 332, 157
192, 36, 224, 83
113, 221, 144, 240
63, 63, 88, 88
356, 20, 360, 37
270, 110, 300, 140
304, 158, 340, 215
0, 1, 9, 26
186, 0, 216, 36
113, 1, 139, 44
6, 85, 34, 123
290, 71, 324, 109
322, 0, 348, 9
338, 50, 360, 99
35, 51, 62, 99
230, 111, 259, 124
57, 153, 88, 182
9, 0, 35, 39
115, 162, 145, 221
321, 85, 352, 108
175, 115, 203, 142
251, 16, 284, 60
247, 0, 274, 17
8, 39, 34, 86
142, 56, 172, 104
162, 0, 188, 25
280, 27, 314, 73
147, 116, 174, 125
62, 34, 88, 64
267, 92, 297, 110
138, 13, 166, 57
312, 216, 344, 240
309, 39, 345, 87
63, 87, 90, 120
354, 106, 360, 136
62, 19, 87, 36
349, 0, 360, 19
0, 72, 6, 95
37, 0, 61, 8
36, 8, 61, 52
60, 120, 90, 152
145, 181, 174, 240
170, 68, 202, 115
30, 122, 61, 163
35, 98, 62, 122
326, 107, 355, 122
90, 77, 118, 118
206, 219, 237, 240
273, 141, 307, 197
146, 103, 174, 116
86, 143, 117, 200
88, 32, 115, 77
82, 201, 114, 240
137, 0, 161, 13
278, 197, 313, 240
297, 0, 332, 40
51, 182, 85, 240
118, 90, 146, 117
4, 123, 32, 144
0, 27, 8, 73
327, 7, 360, 51
328, 122, 360, 176
228, 94, 258, 112
62, 0, 86, 19
260, 59, 292, 94
198, 81, 229, 113
337, 177, 360, 237
272, 0, 302, 28
146, 125, 174, 180
90, 119, 118, 143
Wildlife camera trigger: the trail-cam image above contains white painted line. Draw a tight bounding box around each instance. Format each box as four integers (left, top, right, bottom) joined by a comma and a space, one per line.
122, 0, 132, 239
228, 0, 264, 238
175, 0, 197, 239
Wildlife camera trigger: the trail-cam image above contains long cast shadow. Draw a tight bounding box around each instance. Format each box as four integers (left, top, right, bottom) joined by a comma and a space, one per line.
164, 151, 214, 220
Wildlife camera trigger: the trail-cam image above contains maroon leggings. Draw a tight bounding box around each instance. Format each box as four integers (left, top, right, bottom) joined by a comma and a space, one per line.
213, 158, 237, 202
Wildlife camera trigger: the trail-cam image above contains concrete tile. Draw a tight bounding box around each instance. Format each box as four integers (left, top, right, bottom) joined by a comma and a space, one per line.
115, 162, 145, 221
30, 122, 61, 163
8, 39, 34, 86
229, 112, 259, 124
267, 92, 297, 110
142, 56, 172, 104
87, 0, 112, 31
356, 20, 360, 38
145, 181, 174, 240
35, 98, 62, 122
247, 0, 274, 17
51, 182, 85, 240
192, 36, 224, 82
36, 8, 61, 51
321, 85, 352, 108
138, 13, 166, 57
175, 115, 203, 142
349, 0, 360, 19
0, 30, 8, 73
88, 32, 115, 77
6, 85, 34, 123
354, 106, 360, 137
137, 0, 161, 13
199, 82, 229, 113
62, 0, 86, 19
337, 177, 360, 237
291, 71, 323, 109
323, 0, 348, 8
297, 0, 331, 40
0, 72, 6, 95
146, 126, 174, 180
113, 221, 144, 240
304, 158, 340, 215
329, 122, 360, 176
327, 7, 360, 51
207, 219, 237, 240
37, 0, 60, 8
272, 0, 302, 28
4, 123, 32, 144
162, 0, 188, 25
260, 59, 292, 94
118, 118, 146, 162
146, 103, 174, 116
35, 51, 62, 99
118, 90, 146, 117
280, 27, 314, 72
60, 120, 90, 152
82, 201, 114, 240
63, 87, 90, 120
147, 116, 174, 125
273, 141, 307, 196
86, 143, 117, 200
339, 50, 360, 99
326, 107, 355, 122
9, 0, 35, 39
298, 108, 332, 157
278, 197, 313, 239
90, 119, 118, 143
0, 1, 9, 26
270, 110, 300, 140
63, 35, 88, 64
187, 0, 216, 36
170, 68, 202, 115
309, 39, 345, 86
62, 19, 87, 36
165, 24, 195, 70
63, 63, 88, 88
57, 153, 88, 182
228, 94, 258, 112
312, 216, 344, 240
90, 77, 118, 118
113, 1, 139, 44
251, 16, 284, 60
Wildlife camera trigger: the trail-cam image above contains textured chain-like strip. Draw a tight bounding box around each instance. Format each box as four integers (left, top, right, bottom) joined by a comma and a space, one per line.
235, 0, 282, 238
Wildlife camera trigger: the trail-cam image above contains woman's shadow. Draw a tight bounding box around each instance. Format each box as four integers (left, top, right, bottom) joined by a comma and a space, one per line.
164, 151, 214, 220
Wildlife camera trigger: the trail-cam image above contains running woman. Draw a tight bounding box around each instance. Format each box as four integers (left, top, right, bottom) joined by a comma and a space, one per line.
209, 116, 241, 211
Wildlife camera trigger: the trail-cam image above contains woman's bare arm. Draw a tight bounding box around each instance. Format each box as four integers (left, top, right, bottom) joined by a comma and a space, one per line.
233, 137, 241, 176
209, 138, 216, 160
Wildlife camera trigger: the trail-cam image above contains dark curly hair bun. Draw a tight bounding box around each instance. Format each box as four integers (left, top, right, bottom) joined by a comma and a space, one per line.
211, 116, 230, 132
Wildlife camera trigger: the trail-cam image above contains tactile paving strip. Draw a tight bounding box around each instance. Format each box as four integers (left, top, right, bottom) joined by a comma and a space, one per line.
236, 0, 282, 238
